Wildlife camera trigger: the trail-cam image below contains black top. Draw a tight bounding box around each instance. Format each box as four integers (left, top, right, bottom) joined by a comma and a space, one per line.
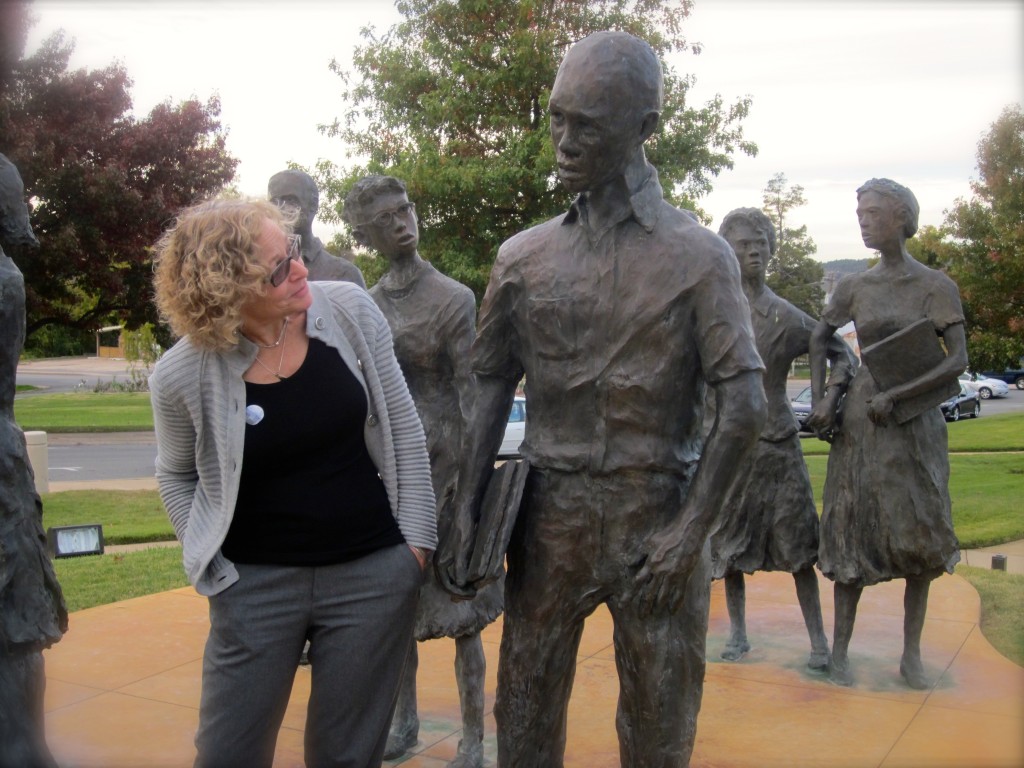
222, 338, 403, 565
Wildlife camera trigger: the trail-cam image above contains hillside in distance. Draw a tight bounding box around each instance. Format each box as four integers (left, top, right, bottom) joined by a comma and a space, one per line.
820, 257, 870, 275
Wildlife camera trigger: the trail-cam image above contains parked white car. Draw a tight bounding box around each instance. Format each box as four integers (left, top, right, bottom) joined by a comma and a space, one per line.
959, 373, 1010, 400
498, 396, 526, 458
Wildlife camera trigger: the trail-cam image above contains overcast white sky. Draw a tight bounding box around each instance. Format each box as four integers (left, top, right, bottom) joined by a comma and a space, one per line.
25, 0, 1024, 263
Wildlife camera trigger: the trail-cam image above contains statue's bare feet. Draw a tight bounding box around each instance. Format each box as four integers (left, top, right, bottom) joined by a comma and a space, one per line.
828, 655, 853, 686
721, 639, 750, 661
447, 738, 484, 768
807, 648, 830, 670
900, 654, 929, 690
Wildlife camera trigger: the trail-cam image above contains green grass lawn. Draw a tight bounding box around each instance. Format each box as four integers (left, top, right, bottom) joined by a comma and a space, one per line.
955, 565, 1024, 667
53, 546, 187, 613
804, 453, 1024, 549
42, 489, 184, 612
14, 391, 154, 432
946, 413, 1024, 452
801, 412, 1024, 456
42, 489, 173, 544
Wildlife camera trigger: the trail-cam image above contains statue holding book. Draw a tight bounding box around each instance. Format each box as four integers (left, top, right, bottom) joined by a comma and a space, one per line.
807, 178, 966, 689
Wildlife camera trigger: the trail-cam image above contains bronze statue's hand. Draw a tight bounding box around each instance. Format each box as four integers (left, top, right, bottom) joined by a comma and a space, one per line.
807, 396, 838, 443
867, 392, 895, 427
630, 528, 701, 617
434, 520, 478, 601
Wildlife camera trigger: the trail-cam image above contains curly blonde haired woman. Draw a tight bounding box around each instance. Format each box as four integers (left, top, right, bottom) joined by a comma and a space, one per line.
150, 197, 436, 767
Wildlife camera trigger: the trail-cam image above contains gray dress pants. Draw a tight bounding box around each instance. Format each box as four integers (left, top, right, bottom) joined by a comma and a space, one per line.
194, 544, 422, 768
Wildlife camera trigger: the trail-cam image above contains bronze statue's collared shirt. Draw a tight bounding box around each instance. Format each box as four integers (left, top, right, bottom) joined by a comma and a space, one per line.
472, 166, 764, 476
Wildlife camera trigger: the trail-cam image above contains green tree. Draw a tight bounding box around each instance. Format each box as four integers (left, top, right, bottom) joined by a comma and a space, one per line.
905, 224, 953, 269
761, 172, 824, 316
0, 28, 238, 344
315, 0, 757, 297
943, 104, 1024, 372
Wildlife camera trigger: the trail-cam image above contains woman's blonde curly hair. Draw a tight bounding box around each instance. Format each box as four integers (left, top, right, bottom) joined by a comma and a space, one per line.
153, 197, 294, 351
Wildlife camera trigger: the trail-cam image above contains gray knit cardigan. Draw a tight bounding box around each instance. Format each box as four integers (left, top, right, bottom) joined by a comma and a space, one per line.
150, 282, 437, 596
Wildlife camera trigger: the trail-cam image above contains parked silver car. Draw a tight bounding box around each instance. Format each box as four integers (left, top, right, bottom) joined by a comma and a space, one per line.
959, 372, 1009, 400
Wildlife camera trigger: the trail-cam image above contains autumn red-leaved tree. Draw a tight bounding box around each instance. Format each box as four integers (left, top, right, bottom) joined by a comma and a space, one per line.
0, 27, 238, 343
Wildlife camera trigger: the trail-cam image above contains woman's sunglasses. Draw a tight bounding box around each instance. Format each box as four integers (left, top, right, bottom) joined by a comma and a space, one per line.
267, 234, 301, 287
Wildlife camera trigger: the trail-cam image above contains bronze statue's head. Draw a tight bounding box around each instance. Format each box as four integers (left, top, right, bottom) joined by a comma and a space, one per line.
856, 178, 919, 240
269, 169, 319, 230
0, 153, 38, 252
719, 208, 776, 254
719, 207, 775, 284
548, 31, 662, 193
343, 175, 418, 258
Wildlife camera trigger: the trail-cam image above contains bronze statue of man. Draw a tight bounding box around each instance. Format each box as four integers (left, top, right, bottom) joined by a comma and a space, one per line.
268, 168, 365, 287
711, 207, 856, 668
437, 32, 766, 766
343, 176, 502, 768
0, 153, 68, 768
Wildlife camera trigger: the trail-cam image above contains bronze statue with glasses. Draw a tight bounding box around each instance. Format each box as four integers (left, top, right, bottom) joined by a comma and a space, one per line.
269, 168, 365, 287
344, 175, 502, 768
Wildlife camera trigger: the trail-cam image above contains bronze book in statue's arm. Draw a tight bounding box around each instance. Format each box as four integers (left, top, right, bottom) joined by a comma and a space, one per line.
466, 459, 530, 587
860, 317, 961, 424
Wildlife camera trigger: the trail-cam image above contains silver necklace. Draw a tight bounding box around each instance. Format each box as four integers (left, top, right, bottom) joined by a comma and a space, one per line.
251, 323, 290, 381
245, 317, 290, 349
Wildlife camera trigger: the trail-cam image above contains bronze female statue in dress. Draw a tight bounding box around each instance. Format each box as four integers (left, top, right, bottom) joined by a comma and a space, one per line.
713, 208, 856, 669
344, 175, 502, 768
808, 179, 966, 689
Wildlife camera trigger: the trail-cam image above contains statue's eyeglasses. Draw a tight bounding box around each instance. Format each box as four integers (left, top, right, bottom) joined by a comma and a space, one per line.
360, 201, 416, 229
266, 234, 301, 287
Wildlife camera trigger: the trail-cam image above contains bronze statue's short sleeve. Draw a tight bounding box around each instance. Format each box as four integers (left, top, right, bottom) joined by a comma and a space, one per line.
692, 242, 765, 384
471, 248, 525, 384
924, 271, 966, 332
821, 274, 855, 329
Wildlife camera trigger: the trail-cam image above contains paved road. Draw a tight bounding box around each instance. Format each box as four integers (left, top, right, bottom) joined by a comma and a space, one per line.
16, 356, 139, 395
47, 432, 157, 485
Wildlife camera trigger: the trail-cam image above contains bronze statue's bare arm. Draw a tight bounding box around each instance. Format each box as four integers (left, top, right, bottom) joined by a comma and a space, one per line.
807, 320, 845, 440
630, 370, 765, 616
823, 327, 858, 392
435, 372, 517, 598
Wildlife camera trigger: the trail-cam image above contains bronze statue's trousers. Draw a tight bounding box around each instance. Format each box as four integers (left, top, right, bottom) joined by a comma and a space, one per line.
496, 468, 711, 768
